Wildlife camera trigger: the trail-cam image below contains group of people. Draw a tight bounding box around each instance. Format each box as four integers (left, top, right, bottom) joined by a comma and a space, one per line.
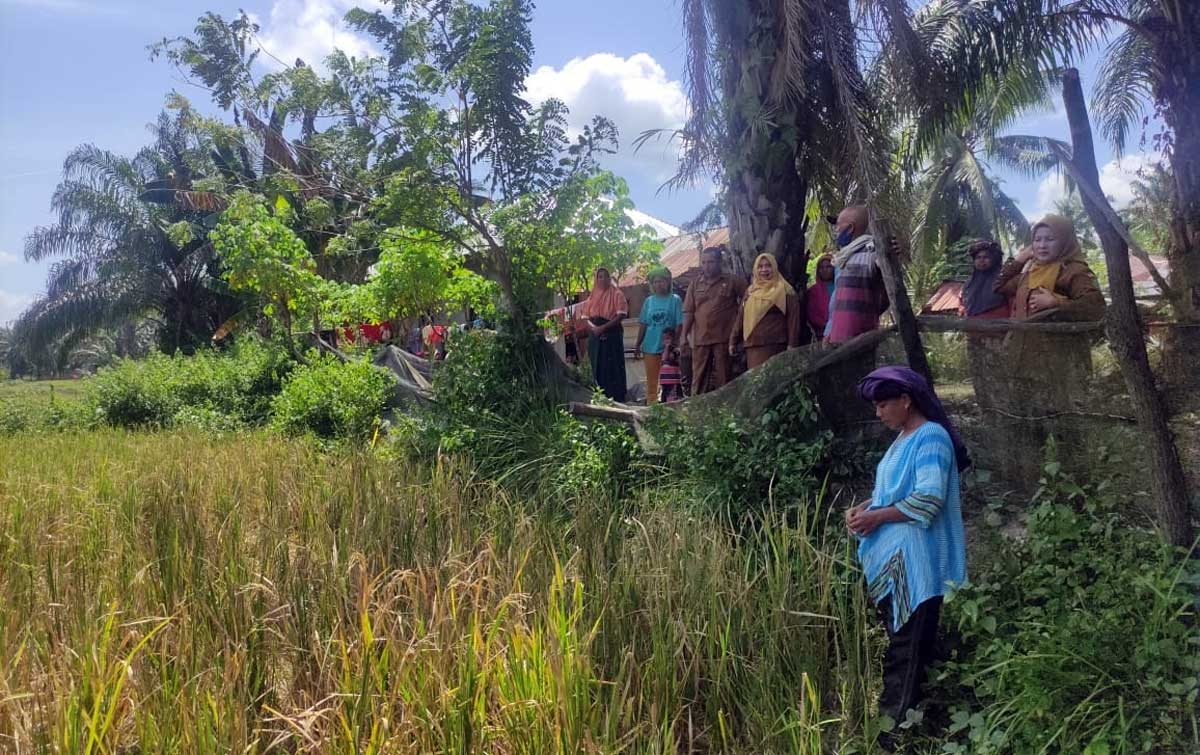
569, 209, 1108, 747
576, 205, 1106, 404
958, 213, 1105, 321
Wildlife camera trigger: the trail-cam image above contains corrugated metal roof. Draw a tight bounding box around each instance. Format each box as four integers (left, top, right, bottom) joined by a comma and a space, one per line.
922, 280, 963, 314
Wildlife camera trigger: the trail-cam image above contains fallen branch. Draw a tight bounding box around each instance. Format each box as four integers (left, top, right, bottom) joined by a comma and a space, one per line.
979, 406, 1137, 424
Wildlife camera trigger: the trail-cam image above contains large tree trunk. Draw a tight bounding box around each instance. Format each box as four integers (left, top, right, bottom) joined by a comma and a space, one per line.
726, 156, 810, 290
1155, 3, 1200, 396
719, 0, 810, 291
1062, 68, 1194, 548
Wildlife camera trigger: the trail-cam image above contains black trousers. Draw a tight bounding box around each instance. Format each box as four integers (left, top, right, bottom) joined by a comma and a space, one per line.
877, 595, 942, 722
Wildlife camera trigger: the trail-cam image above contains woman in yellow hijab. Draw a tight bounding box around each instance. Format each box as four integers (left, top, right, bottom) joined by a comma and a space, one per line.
994, 214, 1105, 321
729, 253, 802, 369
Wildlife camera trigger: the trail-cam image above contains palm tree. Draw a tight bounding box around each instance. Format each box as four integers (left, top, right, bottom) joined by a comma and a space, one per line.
12, 113, 238, 365
651, 0, 906, 285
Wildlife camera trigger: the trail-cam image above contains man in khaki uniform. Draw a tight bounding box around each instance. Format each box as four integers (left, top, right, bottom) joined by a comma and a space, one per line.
681, 246, 747, 394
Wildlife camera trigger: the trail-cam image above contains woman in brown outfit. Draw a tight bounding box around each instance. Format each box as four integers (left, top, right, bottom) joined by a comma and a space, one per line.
994, 214, 1105, 321
730, 253, 801, 369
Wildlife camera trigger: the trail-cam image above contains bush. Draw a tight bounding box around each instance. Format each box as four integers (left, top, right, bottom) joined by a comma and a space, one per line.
86, 339, 292, 428
932, 443, 1200, 754
646, 384, 835, 516
270, 355, 393, 441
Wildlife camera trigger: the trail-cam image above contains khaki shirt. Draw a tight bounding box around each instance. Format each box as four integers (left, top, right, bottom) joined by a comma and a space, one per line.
684, 274, 747, 345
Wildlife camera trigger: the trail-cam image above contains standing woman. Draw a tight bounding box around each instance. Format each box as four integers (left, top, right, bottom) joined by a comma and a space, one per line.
846, 366, 969, 733
993, 214, 1105, 321
959, 239, 1010, 319
729, 253, 801, 369
634, 266, 684, 404
580, 267, 629, 402
806, 252, 836, 339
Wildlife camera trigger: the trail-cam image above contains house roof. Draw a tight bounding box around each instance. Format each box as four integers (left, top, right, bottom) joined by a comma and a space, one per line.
615, 227, 730, 287
921, 280, 963, 314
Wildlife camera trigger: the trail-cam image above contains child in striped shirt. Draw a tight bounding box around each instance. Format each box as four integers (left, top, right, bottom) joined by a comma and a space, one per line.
658, 332, 684, 403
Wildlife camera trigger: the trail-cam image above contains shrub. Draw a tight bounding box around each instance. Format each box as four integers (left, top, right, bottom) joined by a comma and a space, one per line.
931, 443, 1200, 754
270, 355, 393, 441
646, 384, 835, 516
86, 339, 291, 428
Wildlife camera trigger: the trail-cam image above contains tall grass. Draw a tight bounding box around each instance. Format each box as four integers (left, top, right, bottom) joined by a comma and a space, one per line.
0, 431, 880, 753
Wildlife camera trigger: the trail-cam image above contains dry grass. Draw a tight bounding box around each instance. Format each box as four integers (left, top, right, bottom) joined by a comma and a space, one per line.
0, 431, 882, 753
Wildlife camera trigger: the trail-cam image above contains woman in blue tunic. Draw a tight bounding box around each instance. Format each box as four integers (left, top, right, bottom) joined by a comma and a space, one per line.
847, 366, 969, 731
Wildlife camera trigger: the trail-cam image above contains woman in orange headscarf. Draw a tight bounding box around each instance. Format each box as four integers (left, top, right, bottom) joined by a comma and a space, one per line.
580, 267, 630, 401
993, 215, 1105, 321
729, 253, 801, 369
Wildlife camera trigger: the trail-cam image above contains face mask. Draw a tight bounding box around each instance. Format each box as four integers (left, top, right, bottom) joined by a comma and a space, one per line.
836, 228, 855, 247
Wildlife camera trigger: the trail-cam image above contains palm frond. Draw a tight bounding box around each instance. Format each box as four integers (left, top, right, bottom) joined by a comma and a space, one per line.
955, 146, 999, 240
1091, 28, 1155, 154
987, 134, 1070, 180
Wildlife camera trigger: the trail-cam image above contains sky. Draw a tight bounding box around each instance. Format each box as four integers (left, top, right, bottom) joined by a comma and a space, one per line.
0, 0, 1159, 325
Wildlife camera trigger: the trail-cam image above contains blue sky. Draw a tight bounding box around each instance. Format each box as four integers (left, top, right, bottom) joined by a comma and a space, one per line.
0, 0, 1152, 324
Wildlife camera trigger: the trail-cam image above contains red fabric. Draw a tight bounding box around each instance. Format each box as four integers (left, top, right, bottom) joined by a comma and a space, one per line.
339, 322, 392, 345
806, 281, 833, 334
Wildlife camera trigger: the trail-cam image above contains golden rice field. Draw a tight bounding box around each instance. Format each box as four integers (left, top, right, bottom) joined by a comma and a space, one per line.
0, 431, 883, 753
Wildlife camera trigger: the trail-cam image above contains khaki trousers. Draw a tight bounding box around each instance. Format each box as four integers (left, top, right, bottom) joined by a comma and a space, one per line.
691, 343, 731, 394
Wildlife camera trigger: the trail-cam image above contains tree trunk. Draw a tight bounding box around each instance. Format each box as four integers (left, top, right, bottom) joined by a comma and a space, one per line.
726, 158, 810, 291
1159, 2, 1200, 320
869, 211, 933, 384
1154, 3, 1200, 397
1062, 68, 1194, 548
719, 1, 810, 292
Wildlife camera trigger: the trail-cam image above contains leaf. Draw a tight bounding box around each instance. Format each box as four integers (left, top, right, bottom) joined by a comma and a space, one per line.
1083, 738, 1110, 755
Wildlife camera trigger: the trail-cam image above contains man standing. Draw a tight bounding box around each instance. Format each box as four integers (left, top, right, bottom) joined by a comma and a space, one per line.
826, 205, 889, 344
681, 245, 747, 394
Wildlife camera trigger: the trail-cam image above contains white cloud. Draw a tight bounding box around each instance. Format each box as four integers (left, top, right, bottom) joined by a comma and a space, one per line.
525, 53, 689, 184
255, 0, 382, 71
0, 289, 32, 325
1029, 155, 1152, 219
0, 251, 18, 266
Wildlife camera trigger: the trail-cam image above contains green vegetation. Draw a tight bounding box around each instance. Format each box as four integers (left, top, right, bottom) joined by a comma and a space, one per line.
86, 339, 291, 430
932, 445, 1200, 753
270, 355, 393, 441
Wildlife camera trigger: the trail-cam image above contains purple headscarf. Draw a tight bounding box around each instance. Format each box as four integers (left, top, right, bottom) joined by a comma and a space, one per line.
857, 366, 971, 471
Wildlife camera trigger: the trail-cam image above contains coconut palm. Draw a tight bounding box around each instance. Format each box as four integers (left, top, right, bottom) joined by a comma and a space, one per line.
12, 113, 238, 365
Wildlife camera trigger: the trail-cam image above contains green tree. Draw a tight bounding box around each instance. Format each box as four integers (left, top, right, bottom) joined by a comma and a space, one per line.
12, 113, 238, 367
349, 0, 658, 332
209, 191, 334, 359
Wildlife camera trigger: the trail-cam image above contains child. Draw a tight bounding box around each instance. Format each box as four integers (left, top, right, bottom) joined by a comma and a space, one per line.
658, 332, 684, 403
